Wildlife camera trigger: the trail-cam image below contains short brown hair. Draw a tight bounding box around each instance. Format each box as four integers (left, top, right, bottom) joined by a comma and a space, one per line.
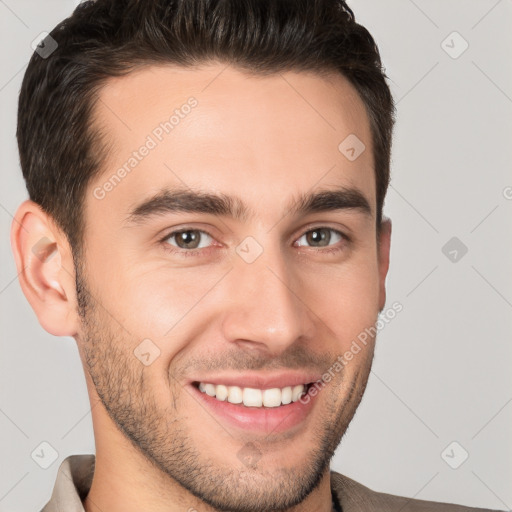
17, 0, 395, 261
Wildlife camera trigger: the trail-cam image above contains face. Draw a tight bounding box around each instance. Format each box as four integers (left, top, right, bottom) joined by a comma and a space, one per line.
76, 63, 389, 511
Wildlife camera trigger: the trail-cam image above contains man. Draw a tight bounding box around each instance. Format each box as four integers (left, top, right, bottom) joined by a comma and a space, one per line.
10, 0, 502, 511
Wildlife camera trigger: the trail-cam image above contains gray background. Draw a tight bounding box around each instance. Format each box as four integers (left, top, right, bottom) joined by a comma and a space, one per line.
1, 0, 511, 510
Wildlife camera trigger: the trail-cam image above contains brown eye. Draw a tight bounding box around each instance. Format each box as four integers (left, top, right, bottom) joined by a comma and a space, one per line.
296, 228, 344, 248
164, 229, 213, 250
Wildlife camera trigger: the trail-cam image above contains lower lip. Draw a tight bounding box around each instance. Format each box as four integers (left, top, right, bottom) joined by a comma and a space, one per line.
190, 383, 318, 434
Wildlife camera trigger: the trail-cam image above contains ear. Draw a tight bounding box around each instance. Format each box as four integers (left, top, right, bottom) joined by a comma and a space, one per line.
10, 199, 80, 337
377, 217, 392, 312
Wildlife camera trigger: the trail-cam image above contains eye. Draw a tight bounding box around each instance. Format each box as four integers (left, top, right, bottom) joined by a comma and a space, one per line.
162, 229, 214, 252
159, 226, 349, 258
294, 227, 347, 251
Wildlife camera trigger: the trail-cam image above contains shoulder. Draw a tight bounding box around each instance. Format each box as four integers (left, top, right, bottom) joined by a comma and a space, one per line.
330, 470, 503, 512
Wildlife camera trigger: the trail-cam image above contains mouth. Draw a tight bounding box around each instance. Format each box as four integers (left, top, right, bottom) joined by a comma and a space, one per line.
194, 381, 314, 408
190, 381, 319, 433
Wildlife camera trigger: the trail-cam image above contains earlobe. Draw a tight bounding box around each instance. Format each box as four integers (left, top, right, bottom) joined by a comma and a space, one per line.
377, 217, 392, 312
10, 199, 79, 337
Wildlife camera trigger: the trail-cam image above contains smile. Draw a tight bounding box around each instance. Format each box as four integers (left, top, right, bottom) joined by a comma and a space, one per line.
191, 381, 319, 433
197, 382, 311, 408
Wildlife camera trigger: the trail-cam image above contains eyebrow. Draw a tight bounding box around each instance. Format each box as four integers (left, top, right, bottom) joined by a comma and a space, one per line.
124, 185, 372, 226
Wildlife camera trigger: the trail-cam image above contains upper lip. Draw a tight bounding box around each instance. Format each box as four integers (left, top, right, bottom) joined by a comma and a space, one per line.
189, 371, 323, 390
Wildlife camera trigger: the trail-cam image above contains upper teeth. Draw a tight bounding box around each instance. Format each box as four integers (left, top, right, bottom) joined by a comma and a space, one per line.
198, 382, 308, 407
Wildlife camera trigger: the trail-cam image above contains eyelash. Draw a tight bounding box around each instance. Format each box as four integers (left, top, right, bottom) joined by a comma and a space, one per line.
158, 226, 351, 258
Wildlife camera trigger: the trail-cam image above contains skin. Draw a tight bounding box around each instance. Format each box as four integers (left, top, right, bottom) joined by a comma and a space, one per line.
11, 63, 391, 512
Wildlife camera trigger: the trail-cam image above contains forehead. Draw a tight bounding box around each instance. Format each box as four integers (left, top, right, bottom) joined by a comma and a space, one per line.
87, 63, 375, 226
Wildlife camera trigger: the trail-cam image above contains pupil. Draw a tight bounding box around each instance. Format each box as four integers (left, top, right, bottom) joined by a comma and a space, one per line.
308, 229, 329, 247
178, 230, 199, 248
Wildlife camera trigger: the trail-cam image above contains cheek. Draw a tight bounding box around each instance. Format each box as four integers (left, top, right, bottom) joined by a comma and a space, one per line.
302, 257, 381, 336
92, 251, 223, 331
130, 265, 230, 330
90, 262, 230, 380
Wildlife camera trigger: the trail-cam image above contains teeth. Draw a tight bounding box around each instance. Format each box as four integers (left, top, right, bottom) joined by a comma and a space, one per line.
198, 382, 307, 407
262, 388, 281, 408
291, 384, 305, 402
204, 383, 216, 397
215, 384, 229, 401
243, 387, 262, 407
281, 386, 292, 405
227, 386, 243, 404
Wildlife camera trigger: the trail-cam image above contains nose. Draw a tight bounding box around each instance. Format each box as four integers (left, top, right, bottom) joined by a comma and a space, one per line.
220, 241, 316, 356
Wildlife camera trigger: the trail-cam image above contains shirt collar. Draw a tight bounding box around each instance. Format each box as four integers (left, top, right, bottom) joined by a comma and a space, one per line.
40, 454, 94, 512
41, 454, 349, 512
